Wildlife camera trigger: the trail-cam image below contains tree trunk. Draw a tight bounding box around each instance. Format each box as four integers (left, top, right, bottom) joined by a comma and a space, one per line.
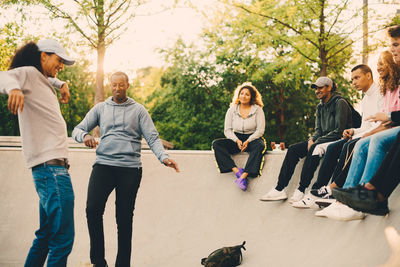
93, 0, 105, 137
319, 0, 328, 76
95, 42, 106, 105
362, 0, 368, 64
276, 86, 285, 141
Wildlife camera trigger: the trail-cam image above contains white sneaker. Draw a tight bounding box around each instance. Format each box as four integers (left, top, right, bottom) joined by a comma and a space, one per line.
323, 202, 365, 221
260, 188, 288, 201
315, 201, 340, 217
289, 189, 304, 204
292, 196, 316, 209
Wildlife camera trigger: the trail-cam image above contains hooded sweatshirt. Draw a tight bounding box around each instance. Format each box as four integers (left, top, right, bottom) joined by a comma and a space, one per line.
72, 96, 168, 168
311, 91, 352, 144
224, 104, 265, 143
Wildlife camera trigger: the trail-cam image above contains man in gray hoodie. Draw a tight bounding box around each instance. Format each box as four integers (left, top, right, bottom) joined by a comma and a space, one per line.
0, 40, 75, 267
72, 71, 179, 267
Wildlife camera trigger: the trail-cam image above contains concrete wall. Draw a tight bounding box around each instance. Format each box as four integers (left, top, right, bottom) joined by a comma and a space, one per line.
0, 148, 399, 267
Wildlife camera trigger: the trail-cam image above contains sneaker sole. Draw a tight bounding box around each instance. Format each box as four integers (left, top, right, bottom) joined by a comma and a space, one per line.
292, 205, 311, 209
259, 197, 287, 201
326, 214, 365, 221
315, 211, 328, 217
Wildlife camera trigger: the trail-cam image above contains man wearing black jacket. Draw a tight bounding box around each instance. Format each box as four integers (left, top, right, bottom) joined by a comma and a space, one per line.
260, 77, 352, 203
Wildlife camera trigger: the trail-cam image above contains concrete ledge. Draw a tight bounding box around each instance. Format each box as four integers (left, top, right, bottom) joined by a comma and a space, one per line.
0, 136, 174, 150
0, 149, 398, 267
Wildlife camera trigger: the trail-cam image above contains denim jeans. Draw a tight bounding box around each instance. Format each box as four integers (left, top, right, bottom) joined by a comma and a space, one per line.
25, 164, 75, 267
343, 126, 400, 188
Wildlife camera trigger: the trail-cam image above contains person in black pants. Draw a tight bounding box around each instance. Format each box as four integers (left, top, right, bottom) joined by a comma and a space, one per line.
309, 64, 384, 201
260, 77, 352, 204
212, 82, 266, 191
72, 71, 179, 267
332, 111, 400, 215
312, 50, 400, 206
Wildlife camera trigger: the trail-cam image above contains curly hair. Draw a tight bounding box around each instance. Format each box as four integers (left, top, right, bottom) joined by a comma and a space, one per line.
378, 50, 400, 96
9, 41, 43, 72
231, 82, 264, 107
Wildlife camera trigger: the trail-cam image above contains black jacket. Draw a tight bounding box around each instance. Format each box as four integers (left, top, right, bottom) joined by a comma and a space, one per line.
311, 91, 352, 145
391, 110, 400, 124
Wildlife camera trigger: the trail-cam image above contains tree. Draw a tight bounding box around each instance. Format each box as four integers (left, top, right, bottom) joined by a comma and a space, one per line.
226, 0, 369, 76
0, 23, 28, 136
32, 0, 142, 106
131, 66, 165, 108
0, 21, 95, 136
56, 58, 95, 136
147, 1, 361, 149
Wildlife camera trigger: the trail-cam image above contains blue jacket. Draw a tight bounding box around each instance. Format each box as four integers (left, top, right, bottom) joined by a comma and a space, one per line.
72, 97, 168, 168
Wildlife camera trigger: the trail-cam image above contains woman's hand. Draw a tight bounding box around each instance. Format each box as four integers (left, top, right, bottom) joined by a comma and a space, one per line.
241, 140, 249, 152
59, 83, 70, 104
8, 89, 24, 115
366, 112, 390, 123
236, 139, 243, 150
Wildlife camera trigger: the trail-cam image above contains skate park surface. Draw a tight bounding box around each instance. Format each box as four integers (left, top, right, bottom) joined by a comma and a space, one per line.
1, 147, 400, 267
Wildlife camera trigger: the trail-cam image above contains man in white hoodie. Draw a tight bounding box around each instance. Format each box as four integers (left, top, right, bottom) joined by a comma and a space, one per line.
72, 71, 179, 267
0, 40, 75, 267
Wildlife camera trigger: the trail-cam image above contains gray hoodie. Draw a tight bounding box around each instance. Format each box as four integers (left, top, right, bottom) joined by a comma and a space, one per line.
72, 96, 168, 168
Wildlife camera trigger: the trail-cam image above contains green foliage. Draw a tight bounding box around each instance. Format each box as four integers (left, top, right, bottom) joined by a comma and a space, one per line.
0, 23, 95, 136
0, 22, 25, 136
56, 59, 95, 136
148, 1, 359, 150
149, 40, 231, 150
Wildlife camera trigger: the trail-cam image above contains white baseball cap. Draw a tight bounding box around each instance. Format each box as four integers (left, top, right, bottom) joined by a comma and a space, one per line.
37, 39, 75, 66
311, 77, 333, 89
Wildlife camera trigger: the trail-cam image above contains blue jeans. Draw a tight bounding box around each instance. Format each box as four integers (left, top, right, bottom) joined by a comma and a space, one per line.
25, 164, 75, 267
343, 126, 400, 188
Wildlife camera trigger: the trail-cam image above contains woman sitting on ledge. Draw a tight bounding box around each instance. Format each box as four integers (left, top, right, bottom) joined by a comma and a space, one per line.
212, 82, 266, 191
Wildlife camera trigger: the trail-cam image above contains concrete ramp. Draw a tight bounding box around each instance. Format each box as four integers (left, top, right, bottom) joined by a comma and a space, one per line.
0, 148, 399, 267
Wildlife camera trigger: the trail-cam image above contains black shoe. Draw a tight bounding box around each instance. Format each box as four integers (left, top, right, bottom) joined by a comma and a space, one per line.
332, 185, 378, 211
310, 186, 331, 198
366, 200, 389, 216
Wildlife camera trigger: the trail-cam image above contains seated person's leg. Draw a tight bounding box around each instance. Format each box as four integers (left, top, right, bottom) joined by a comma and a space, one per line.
330, 138, 360, 188
359, 127, 400, 185
212, 138, 241, 173
298, 143, 321, 193
242, 137, 266, 178
312, 139, 347, 190
275, 141, 308, 191
342, 136, 371, 189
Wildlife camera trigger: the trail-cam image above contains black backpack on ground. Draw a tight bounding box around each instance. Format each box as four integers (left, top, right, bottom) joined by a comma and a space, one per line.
334, 97, 362, 128
201, 241, 246, 267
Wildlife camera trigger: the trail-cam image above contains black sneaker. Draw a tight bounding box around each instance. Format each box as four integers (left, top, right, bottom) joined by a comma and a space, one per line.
367, 200, 389, 216
332, 185, 378, 211
310, 186, 332, 198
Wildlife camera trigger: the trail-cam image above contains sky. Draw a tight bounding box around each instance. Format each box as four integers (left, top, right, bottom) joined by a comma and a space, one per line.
0, 0, 399, 78
0, 0, 220, 76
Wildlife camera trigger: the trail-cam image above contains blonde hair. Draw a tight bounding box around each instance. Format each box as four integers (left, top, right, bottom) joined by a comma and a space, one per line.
231, 82, 264, 107
379, 50, 400, 96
